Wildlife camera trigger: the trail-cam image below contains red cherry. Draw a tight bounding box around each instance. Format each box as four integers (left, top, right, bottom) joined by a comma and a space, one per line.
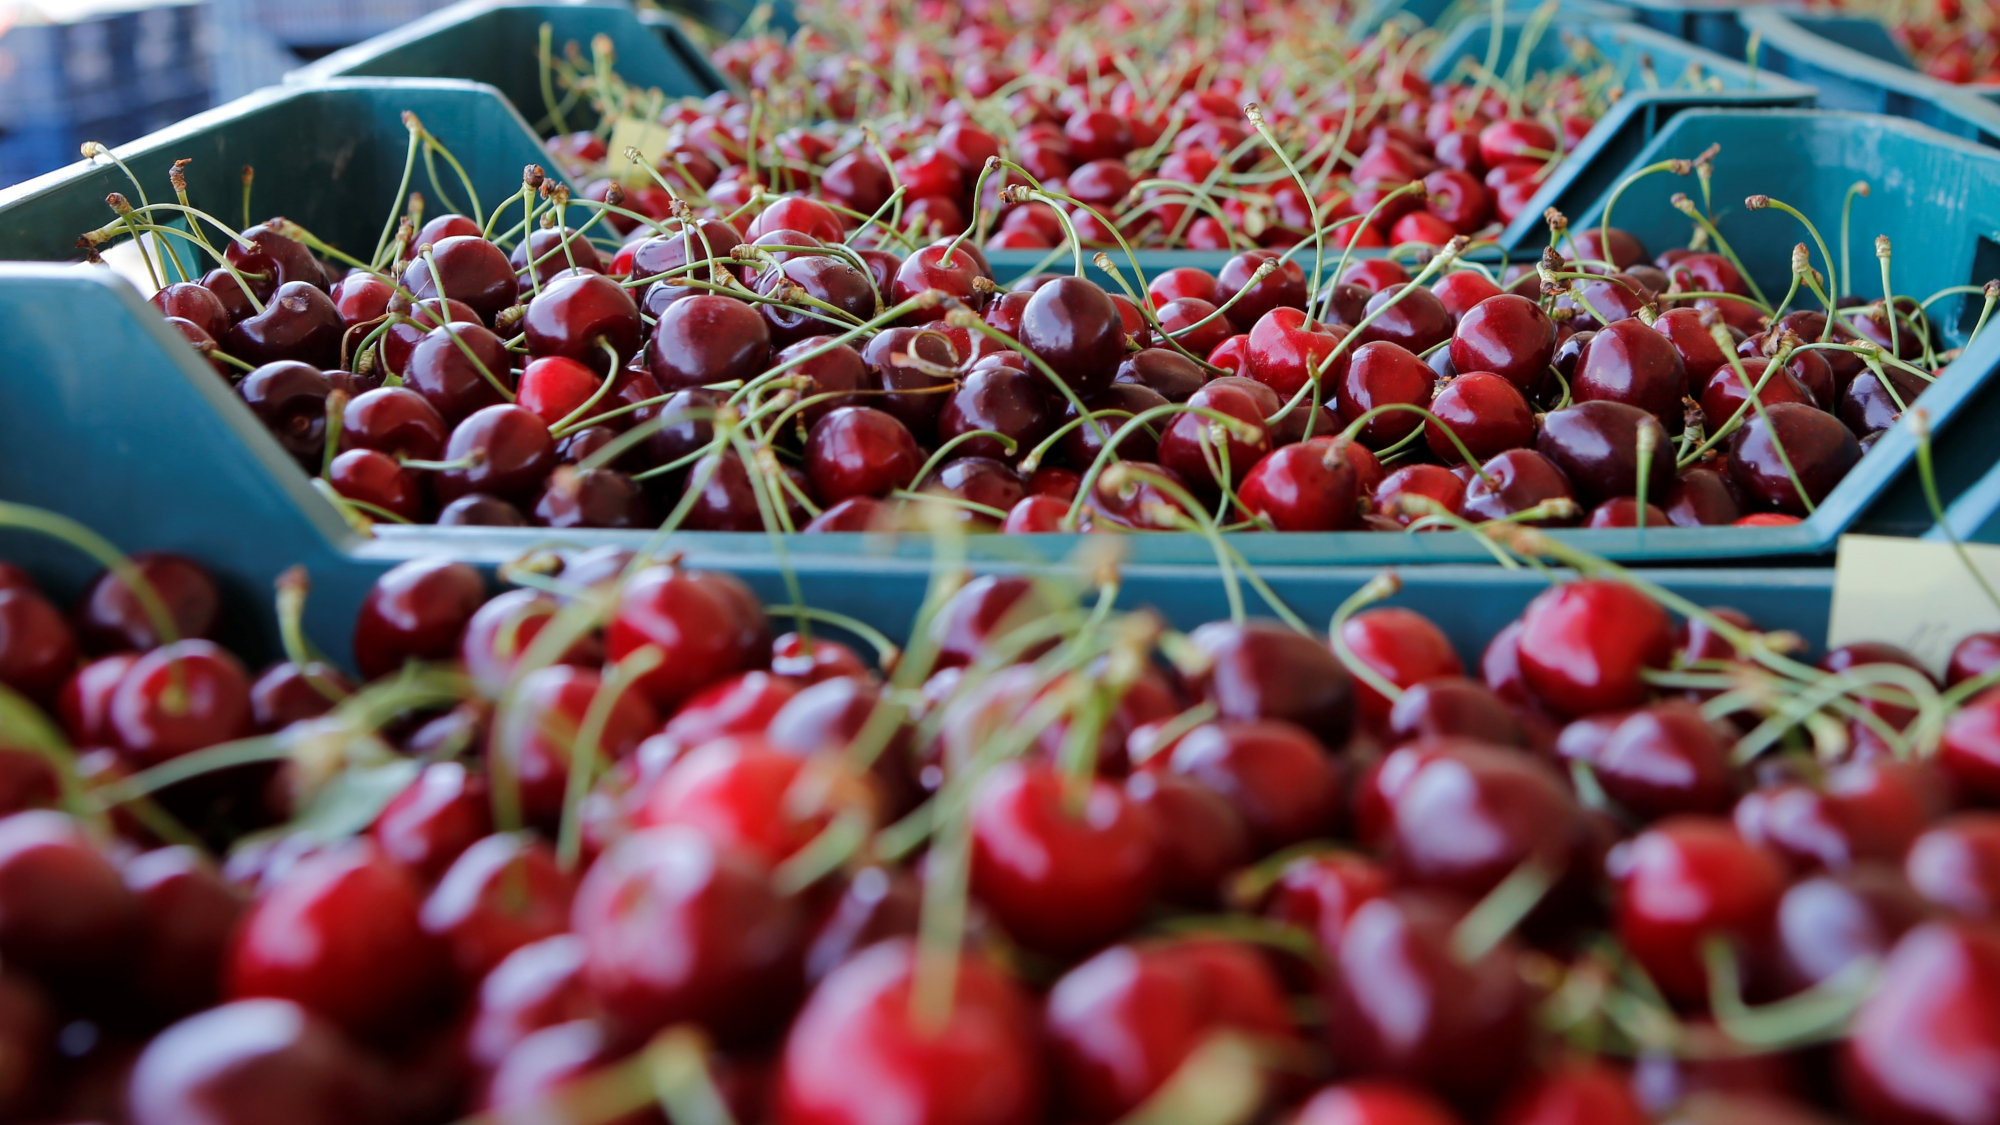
372, 761, 492, 883
1373, 464, 1467, 526
128, 999, 384, 1125
420, 833, 574, 985
1515, 580, 1673, 716
1425, 371, 1534, 464
777, 939, 1043, 1125
572, 827, 801, 1045
805, 407, 925, 503
1905, 813, 2000, 920
341, 387, 448, 462
648, 294, 773, 391
0, 588, 73, 702
1611, 817, 1784, 1004
608, 565, 769, 711
123, 845, 246, 1018
1559, 702, 1733, 821
1842, 920, 2000, 1125
108, 640, 252, 766
1296, 1081, 1466, 1125
351, 559, 485, 681
1387, 741, 1585, 900
434, 405, 556, 505
1186, 619, 1355, 747
1449, 295, 1556, 391
495, 665, 659, 828
401, 235, 517, 321
1215, 250, 1308, 334
1339, 340, 1433, 447
0, 810, 137, 984
466, 935, 591, 1069
635, 735, 827, 866
1494, 1060, 1646, 1125
227, 840, 447, 1040
968, 760, 1158, 956
75, 552, 218, 654
516, 357, 603, 429
1339, 608, 1463, 728
1168, 720, 1341, 853
1238, 437, 1361, 531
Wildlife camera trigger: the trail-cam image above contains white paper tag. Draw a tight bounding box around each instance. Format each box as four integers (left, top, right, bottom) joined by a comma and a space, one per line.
1829, 534, 2000, 675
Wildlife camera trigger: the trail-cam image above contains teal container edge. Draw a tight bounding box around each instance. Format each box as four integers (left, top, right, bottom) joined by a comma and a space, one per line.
1424, 19, 1816, 256
1738, 9, 2000, 147
1352, 0, 1629, 37
293, 0, 728, 141
640, 0, 798, 41
1612, 0, 1749, 57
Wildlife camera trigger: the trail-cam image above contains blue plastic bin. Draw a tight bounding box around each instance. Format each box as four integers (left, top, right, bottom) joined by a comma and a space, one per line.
1735, 9, 2000, 146
294, 0, 729, 136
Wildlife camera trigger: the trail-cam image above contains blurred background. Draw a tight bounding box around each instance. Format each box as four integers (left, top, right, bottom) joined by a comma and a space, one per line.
0, 0, 467, 186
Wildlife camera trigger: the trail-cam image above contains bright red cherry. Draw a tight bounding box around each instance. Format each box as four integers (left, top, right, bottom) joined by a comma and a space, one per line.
372, 761, 492, 884
1515, 580, 1673, 716
351, 559, 485, 682
1842, 920, 2000, 1125
607, 565, 769, 710
420, 833, 574, 985
1610, 817, 1785, 1005
108, 640, 253, 766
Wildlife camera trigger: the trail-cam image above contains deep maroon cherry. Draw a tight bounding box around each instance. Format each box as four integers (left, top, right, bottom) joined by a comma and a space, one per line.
1574, 318, 1688, 429
127, 999, 385, 1125
1461, 448, 1576, 524
1702, 359, 1816, 431
351, 558, 485, 681
1168, 720, 1341, 851
806, 406, 924, 504
524, 272, 643, 374
921, 457, 1027, 522
1726, 402, 1860, 517
123, 845, 245, 1018
757, 255, 877, 347
1156, 297, 1235, 359
1559, 701, 1734, 820
1215, 249, 1308, 333
154, 281, 231, 338
340, 387, 448, 462
433, 405, 556, 504
1357, 283, 1452, 354
1840, 365, 1929, 437
237, 361, 331, 467
75, 552, 218, 654
1386, 742, 1585, 899
381, 297, 481, 377
1059, 383, 1170, 468
648, 294, 772, 392
1020, 276, 1127, 398
401, 235, 517, 322
415, 213, 481, 248
1388, 677, 1526, 747
1186, 619, 1354, 746
861, 326, 957, 439
1449, 294, 1556, 391
939, 365, 1054, 460
0, 588, 73, 704
0, 810, 138, 983
534, 467, 654, 528
1536, 400, 1674, 507
404, 321, 513, 426
1116, 347, 1206, 402
227, 222, 328, 297
1664, 466, 1740, 527
438, 494, 527, 526
223, 281, 343, 369
420, 833, 574, 985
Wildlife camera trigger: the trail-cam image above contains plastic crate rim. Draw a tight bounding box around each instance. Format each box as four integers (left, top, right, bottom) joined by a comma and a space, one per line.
288, 0, 645, 87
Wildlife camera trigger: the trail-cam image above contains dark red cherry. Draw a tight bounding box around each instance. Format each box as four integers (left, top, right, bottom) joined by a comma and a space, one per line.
1158, 377, 1276, 493
524, 272, 643, 374
805, 407, 924, 504
1339, 340, 1433, 447
127, 999, 384, 1125
71, 548, 217, 652
1664, 466, 1741, 527
862, 326, 957, 439
608, 565, 768, 710
108, 640, 252, 766
328, 449, 423, 521
372, 761, 491, 883
1387, 741, 1585, 899
1842, 920, 2000, 1125
776, 938, 1043, 1125
153, 281, 230, 337
1536, 401, 1674, 507
1116, 347, 1206, 403
1238, 436, 1360, 531
1585, 497, 1669, 527
1432, 271, 1505, 323
648, 294, 773, 392
351, 558, 485, 681
405, 321, 513, 426
1296, 1081, 1465, 1125
510, 227, 606, 285
1186, 619, 1354, 747
0, 810, 137, 983
1059, 383, 1170, 468
342, 386, 448, 462
1425, 371, 1534, 464
222, 281, 343, 368
434, 405, 556, 504
1168, 720, 1341, 852
0, 588, 73, 703
1123, 771, 1250, 907
921, 457, 1026, 521
237, 361, 331, 468
939, 365, 1054, 460
969, 760, 1158, 956
1559, 702, 1733, 820
628, 219, 745, 284
572, 827, 801, 1044
1388, 677, 1526, 747
1574, 317, 1688, 429
227, 840, 446, 1039
1462, 448, 1576, 524
1839, 364, 1929, 437
416, 213, 481, 247
248, 659, 348, 733
1773, 865, 1929, 993
1727, 402, 1860, 517
1324, 892, 1532, 1107
1020, 276, 1126, 398
201, 267, 258, 325
778, 337, 872, 426
1374, 464, 1466, 525
1515, 579, 1673, 716
890, 242, 986, 324
122, 845, 245, 1017
1611, 817, 1784, 1004
438, 493, 527, 526
1357, 283, 1453, 354
420, 833, 574, 985
401, 235, 517, 322
227, 222, 328, 296
1215, 250, 1309, 334
1449, 295, 1556, 391
1701, 358, 1816, 432
757, 255, 878, 346
1156, 297, 1235, 359
533, 466, 654, 529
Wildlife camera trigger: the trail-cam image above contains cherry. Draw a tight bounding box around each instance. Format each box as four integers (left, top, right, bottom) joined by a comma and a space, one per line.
1610, 817, 1784, 1004
401, 235, 516, 322
1561, 702, 1733, 820
777, 938, 1042, 1125
515, 356, 602, 430
937, 365, 1054, 460
0, 810, 137, 984
629, 219, 745, 285
202, 268, 258, 324
805, 406, 925, 504
1215, 250, 1309, 334
246, 658, 347, 734
1727, 402, 1860, 516
757, 255, 878, 347
1238, 436, 1361, 531
1432, 272, 1504, 324
1773, 865, 1929, 993
648, 294, 773, 392
511, 226, 606, 284
1019, 277, 1126, 398
1449, 295, 1557, 391
1116, 347, 1206, 402
221, 281, 343, 368
121, 845, 245, 1018
404, 320, 512, 425
1574, 318, 1687, 429
608, 565, 769, 710
433, 405, 556, 504
351, 558, 484, 681
533, 466, 654, 529
1339, 341, 1433, 447
437, 493, 526, 525
1357, 284, 1453, 355
1324, 892, 1532, 1107
1243, 307, 1345, 400
572, 827, 800, 1044
498, 665, 658, 828
1842, 920, 2000, 1125
779, 338, 872, 426
371, 761, 491, 884
524, 272, 643, 374
1737, 758, 1939, 873
1461, 449, 1576, 524
106, 639, 252, 766
127, 999, 384, 1125
237, 361, 331, 467
419, 833, 573, 985
1296, 1081, 1465, 1125
1149, 267, 1221, 307
1168, 720, 1341, 852
1905, 813, 2000, 919
460, 587, 602, 698
1185, 619, 1354, 746
1494, 1060, 1647, 1125
1387, 741, 1585, 900
341, 386, 448, 462
76, 551, 218, 654
327, 448, 422, 520
863, 326, 958, 439
634, 735, 827, 865
1122, 770, 1250, 907
0, 588, 73, 702
1156, 297, 1235, 359
153, 281, 230, 337
1664, 467, 1741, 527
1515, 579, 1672, 717
227, 223, 328, 296
1701, 358, 1817, 430
1046, 940, 1294, 1122
226, 839, 446, 1039
890, 242, 987, 325
1535, 401, 1674, 508
466, 935, 592, 1069
1840, 365, 1929, 437
1373, 464, 1466, 526
1341, 608, 1463, 729
1159, 377, 1276, 493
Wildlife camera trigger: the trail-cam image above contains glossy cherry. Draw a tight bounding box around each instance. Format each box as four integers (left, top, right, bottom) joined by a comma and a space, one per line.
607, 564, 769, 710
1535, 401, 1674, 508
1610, 817, 1785, 1004
350, 558, 485, 681
1515, 579, 1673, 716
1449, 295, 1557, 391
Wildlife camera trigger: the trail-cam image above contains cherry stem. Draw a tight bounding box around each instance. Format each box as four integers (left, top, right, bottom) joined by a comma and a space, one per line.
555, 646, 663, 872
1327, 572, 1407, 702
1747, 195, 1840, 308
1908, 408, 2000, 616
373, 128, 424, 271
1064, 402, 1262, 529
273, 567, 347, 704
1325, 182, 1425, 315
420, 248, 516, 403
1451, 858, 1555, 964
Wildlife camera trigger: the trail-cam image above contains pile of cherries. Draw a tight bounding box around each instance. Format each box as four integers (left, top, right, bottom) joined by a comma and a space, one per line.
5, 517, 2000, 1125
108, 118, 1960, 536
1892, 0, 2000, 81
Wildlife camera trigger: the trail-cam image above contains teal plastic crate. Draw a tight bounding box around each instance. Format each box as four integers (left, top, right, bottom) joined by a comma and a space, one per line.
1734, 10, 2000, 146
1355, 0, 1628, 35
1424, 19, 1817, 255
293, 0, 728, 137
0, 269, 1841, 670
640, 0, 799, 40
